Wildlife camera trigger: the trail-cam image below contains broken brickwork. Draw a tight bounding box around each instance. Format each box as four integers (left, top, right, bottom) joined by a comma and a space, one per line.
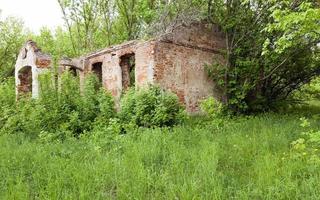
15, 40, 52, 99
16, 22, 225, 112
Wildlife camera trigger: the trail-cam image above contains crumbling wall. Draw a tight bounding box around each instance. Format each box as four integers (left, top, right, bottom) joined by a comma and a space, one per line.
96, 43, 136, 103
80, 41, 155, 104
153, 42, 223, 112
16, 23, 226, 113
15, 41, 51, 99
68, 23, 225, 112
153, 23, 225, 112
161, 22, 225, 50
134, 41, 155, 87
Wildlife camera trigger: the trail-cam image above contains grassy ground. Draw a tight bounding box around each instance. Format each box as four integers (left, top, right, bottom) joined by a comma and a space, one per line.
0, 113, 319, 199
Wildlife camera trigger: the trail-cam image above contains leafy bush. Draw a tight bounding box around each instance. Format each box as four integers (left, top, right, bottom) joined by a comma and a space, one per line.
0, 73, 186, 138
119, 86, 185, 128
291, 117, 320, 166
199, 96, 228, 128
0, 78, 15, 106
293, 77, 320, 101
0, 72, 115, 139
0, 78, 16, 129
200, 97, 224, 118
205, 1, 320, 114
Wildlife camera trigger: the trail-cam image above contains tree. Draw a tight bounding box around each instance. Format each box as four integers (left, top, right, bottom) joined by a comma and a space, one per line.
0, 17, 27, 82
146, 0, 208, 37
57, 0, 101, 55
99, 0, 116, 46
261, 1, 320, 107
205, 0, 320, 113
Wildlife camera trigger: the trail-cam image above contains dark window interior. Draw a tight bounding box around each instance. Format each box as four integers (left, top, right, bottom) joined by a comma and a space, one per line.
120, 53, 135, 90
69, 67, 78, 76
92, 62, 103, 84
18, 66, 32, 96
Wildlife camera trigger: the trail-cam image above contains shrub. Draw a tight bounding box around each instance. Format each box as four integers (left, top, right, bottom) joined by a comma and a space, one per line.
0, 78, 16, 130
200, 97, 224, 119
0, 72, 115, 139
0, 78, 15, 107
119, 86, 185, 128
292, 77, 320, 102
199, 96, 227, 128
291, 117, 320, 166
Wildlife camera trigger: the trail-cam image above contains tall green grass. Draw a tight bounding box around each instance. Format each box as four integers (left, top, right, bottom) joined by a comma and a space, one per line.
1, 114, 319, 199
1, 73, 319, 199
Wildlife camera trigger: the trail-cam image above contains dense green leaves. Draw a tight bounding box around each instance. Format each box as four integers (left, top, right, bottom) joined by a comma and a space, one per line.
119, 86, 185, 128
2, 112, 320, 199
1, 0, 319, 115
205, 0, 320, 113
0, 17, 27, 82
264, 2, 320, 54
0, 73, 185, 139
0, 72, 115, 138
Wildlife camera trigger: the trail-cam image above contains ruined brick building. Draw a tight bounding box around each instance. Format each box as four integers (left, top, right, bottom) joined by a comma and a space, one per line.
15, 40, 52, 99
15, 23, 225, 112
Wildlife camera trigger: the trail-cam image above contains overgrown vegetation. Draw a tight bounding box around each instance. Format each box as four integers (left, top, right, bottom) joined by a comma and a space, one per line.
2, 0, 319, 111
119, 87, 185, 128
1, 73, 112, 138
0, 73, 185, 140
1, 113, 320, 199
205, 0, 320, 113
1, 0, 320, 199
1, 71, 320, 199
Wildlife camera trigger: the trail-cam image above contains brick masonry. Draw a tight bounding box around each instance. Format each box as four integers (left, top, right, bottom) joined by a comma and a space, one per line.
15, 40, 51, 99
16, 22, 225, 112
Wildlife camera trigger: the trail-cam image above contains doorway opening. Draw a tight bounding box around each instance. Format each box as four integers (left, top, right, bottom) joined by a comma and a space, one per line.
68, 67, 78, 76
18, 66, 32, 96
120, 53, 135, 91
92, 62, 103, 84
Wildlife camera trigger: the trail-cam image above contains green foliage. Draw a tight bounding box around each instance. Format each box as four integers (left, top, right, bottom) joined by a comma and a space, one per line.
200, 96, 225, 118
0, 17, 27, 82
56, 0, 174, 54
55, 0, 211, 54
0, 72, 115, 139
264, 1, 320, 54
32, 27, 76, 65
200, 96, 227, 127
119, 86, 185, 128
293, 77, 320, 101
0, 74, 186, 139
291, 117, 320, 167
1, 113, 320, 199
0, 78, 16, 130
205, 0, 320, 113
0, 77, 15, 107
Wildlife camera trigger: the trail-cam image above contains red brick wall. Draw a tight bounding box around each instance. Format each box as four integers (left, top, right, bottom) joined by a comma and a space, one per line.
154, 41, 224, 112
135, 42, 155, 87
161, 23, 226, 51
17, 66, 32, 95
73, 23, 226, 112
82, 42, 155, 105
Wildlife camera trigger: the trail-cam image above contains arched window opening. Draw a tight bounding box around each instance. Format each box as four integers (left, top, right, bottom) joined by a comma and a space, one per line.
18, 66, 32, 96
92, 62, 103, 83
68, 67, 78, 76
120, 53, 135, 91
